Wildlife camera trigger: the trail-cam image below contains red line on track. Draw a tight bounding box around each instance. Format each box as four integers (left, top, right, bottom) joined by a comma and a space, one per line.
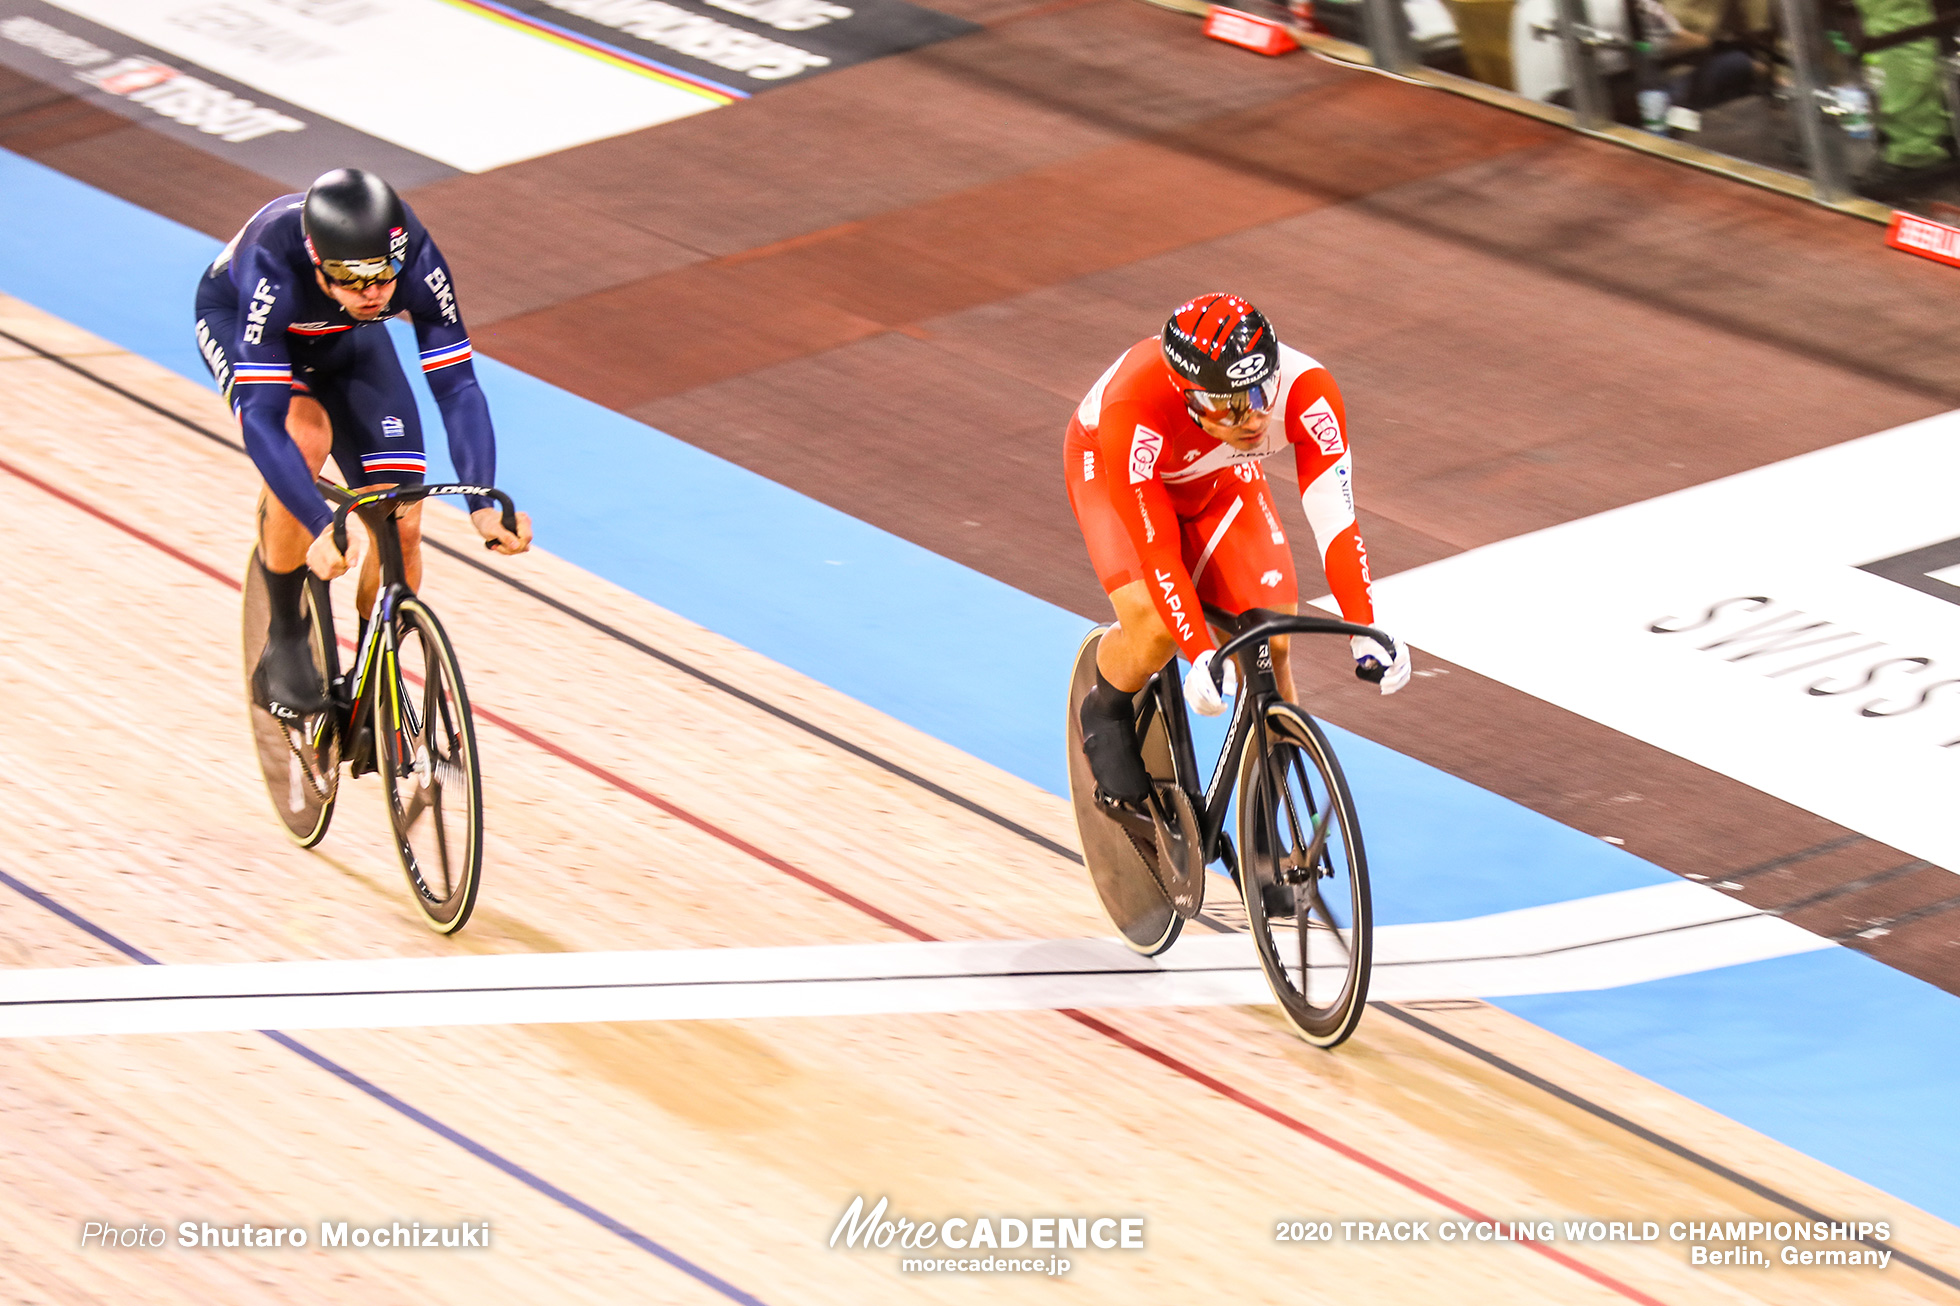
0, 455, 240, 591
1065, 1007, 1670, 1304
7, 453, 1667, 1306
474, 707, 931, 943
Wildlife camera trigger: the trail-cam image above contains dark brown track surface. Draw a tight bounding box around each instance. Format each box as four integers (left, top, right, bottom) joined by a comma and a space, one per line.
8, 0, 1960, 995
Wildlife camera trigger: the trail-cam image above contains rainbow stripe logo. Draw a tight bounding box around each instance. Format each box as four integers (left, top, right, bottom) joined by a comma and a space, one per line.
435, 0, 748, 103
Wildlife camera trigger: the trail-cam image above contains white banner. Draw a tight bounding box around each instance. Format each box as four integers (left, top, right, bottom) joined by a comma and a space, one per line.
1361, 410, 1960, 875
42, 0, 723, 172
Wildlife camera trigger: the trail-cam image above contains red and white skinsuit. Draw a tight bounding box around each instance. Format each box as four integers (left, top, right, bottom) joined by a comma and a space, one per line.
1065, 339, 1376, 662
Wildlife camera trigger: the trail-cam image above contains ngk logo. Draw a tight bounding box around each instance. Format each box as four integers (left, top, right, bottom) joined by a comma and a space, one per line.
1127, 426, 1164, 484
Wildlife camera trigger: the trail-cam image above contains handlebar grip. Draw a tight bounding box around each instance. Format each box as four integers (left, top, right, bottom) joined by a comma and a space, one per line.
483, 488, 518, 548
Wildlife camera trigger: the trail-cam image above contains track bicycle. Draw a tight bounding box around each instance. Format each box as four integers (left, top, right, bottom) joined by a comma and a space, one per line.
1065, 608, 1394, 1047
242, 480, 518, 934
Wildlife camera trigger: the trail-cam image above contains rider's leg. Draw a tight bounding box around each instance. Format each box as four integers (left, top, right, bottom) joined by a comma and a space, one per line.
1079, 581, 1171, 803
1266, 609, 1297, 705
353, 497, 423, 618
1101, 583, 1299, 701
314, 325, 427, 618
1189, 471, 1301, 703
256, 394, 333, 570
1096, 580, 1175, 691
252, 394, 334, 716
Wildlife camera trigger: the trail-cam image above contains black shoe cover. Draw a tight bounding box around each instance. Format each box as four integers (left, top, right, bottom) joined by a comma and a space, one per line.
253, 631, 328, 720
1079, 690, 1149, 804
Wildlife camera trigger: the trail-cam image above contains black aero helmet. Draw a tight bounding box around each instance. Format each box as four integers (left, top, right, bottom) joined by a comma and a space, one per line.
303, 167, 406, 289
1162, 293, 1283, 421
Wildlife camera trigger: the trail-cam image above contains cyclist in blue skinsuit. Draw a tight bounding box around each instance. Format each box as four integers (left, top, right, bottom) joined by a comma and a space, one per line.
196, 167, 532, 719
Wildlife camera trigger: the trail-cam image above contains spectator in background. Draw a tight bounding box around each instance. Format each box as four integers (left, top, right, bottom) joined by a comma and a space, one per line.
1848, 0, 1957, 196
1634, 0, 1770, 114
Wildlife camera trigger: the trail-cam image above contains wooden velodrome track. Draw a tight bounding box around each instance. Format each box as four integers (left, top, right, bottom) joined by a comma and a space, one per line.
2, 290, 1957, 1304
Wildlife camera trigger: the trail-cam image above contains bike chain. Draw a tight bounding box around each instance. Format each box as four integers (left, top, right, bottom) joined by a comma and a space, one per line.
275, 716, 336, 806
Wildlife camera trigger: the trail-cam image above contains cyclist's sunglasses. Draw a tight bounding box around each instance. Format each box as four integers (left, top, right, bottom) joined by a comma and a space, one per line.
1183, 378, 1281, 424
318, 256, 401, 292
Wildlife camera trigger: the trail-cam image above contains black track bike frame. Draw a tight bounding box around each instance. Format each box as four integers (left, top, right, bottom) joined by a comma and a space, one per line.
1128, 606, 1396, 871
316, 480, 517, 758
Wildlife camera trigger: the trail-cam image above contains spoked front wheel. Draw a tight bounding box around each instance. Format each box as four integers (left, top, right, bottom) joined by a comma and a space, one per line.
1235, 702, 1372, 1047
377, 597, 483, 933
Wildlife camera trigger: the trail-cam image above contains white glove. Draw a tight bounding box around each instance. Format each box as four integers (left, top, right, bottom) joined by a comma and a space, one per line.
1185, 649, 1229, 716
1351, 634, 1412, 695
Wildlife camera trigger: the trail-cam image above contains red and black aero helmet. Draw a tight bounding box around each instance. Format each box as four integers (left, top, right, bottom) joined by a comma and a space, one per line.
1162, 293, 1282, 420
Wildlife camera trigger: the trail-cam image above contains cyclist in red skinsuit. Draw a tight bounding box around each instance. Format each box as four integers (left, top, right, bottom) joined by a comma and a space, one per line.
1068, 294, 1411, 803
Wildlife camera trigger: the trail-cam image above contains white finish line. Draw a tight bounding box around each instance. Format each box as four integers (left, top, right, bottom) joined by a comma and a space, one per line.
0, 882, 1828, 1039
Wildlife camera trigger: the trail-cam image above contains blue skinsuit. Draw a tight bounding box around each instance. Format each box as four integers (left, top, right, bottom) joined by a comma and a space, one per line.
193, 195, 493, 537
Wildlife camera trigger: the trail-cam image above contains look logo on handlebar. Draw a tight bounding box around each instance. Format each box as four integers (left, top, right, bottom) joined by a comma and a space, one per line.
1062, 295, 1413, 1046
240, 482, 521, 934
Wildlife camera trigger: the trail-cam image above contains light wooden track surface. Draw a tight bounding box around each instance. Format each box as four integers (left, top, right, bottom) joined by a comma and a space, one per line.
0, 292, 1953, 1304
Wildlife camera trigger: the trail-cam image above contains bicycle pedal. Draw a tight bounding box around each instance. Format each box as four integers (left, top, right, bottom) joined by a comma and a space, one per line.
1093, 788, 1150, 818
1261, 882, 1298, 919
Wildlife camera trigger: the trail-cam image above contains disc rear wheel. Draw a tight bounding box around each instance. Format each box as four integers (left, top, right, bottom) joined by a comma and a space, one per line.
1066, 628, 1182, 954
1236, 702, 1371, 1047
242, 556, 339, 846
378, 597, 482, 933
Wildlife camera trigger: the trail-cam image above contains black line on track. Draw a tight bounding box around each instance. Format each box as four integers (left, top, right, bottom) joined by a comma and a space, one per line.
2, 965, 1257, 1008
1708, 834, 1870, 884
0, 910, 1796, 1009
420, 536, 1085, 865
0, 325, 1083, 866
0, 864, 770, 1306
1768, 859, 1932, 916
1834, 892, 1960, 941
0, 327, 235, 450
1378, 1002, 1960, 1295
22, 329, 1952, 1293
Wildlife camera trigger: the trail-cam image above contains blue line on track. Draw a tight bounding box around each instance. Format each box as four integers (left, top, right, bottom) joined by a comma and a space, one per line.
0, 866, 769, 1306
8, 145, 1960, 1227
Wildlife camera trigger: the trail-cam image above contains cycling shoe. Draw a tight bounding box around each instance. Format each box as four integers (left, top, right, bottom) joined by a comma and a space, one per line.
252, 631, 328, 720
1079, 690, 1149, 805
